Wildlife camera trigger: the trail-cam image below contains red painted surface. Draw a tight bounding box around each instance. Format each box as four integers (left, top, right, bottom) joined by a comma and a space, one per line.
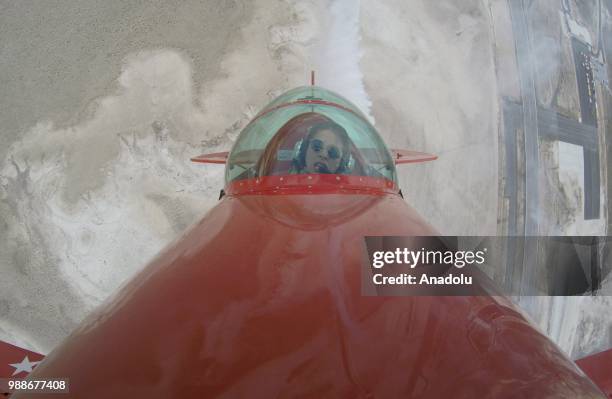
390, 149, 438, 164
226, 175, 398, 196
0, 340, 44, 379
0, 340, 44, 396
190, 152, 229, 164
577, 349, 612, 398
16, 191, 606, 398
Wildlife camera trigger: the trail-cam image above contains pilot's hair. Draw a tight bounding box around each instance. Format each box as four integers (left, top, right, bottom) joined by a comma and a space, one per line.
294, 121, 351, 173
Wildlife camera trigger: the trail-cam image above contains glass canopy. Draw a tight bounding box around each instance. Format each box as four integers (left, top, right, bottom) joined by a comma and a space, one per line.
225, 86, 397, 184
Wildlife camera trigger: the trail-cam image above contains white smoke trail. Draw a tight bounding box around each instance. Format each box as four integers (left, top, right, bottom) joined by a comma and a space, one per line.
312, 0, 374, 121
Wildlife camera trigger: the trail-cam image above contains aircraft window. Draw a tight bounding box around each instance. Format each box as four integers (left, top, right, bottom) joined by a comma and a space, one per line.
225, 105, 311, 182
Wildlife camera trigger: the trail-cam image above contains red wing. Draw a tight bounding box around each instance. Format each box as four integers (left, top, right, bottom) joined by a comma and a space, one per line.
0, 340, 45, 396
190, 150, 437, 166
576, 348, 612, 397
0, 339, 44, 379
390, 148, 437, 164
190, 151, 229, 164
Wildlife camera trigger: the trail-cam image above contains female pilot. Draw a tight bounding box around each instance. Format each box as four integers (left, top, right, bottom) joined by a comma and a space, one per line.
293, 121, 351, 174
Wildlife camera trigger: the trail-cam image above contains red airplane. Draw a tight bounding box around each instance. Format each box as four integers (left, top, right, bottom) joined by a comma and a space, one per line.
3, 84, 610, 398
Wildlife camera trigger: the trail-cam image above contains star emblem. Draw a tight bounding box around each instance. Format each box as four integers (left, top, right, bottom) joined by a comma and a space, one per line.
9, 356, 40, 376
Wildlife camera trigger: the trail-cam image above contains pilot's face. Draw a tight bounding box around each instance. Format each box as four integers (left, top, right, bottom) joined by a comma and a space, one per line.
304, 129, 343, 174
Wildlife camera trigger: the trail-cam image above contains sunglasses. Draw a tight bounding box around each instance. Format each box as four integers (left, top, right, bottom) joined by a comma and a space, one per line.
310, 139, 341, 160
